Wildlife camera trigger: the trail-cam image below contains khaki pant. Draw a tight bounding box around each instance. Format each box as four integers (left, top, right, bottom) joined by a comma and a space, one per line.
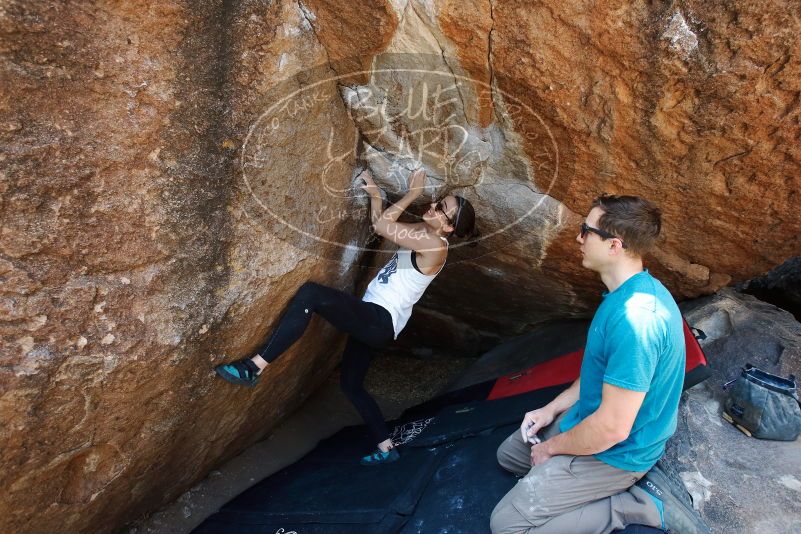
490, 414, 662, 534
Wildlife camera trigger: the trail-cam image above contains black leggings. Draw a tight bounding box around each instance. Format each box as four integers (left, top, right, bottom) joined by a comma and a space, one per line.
256, 282, 395, 443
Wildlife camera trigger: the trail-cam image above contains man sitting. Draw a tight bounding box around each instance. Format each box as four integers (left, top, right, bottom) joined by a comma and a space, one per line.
490, 195, 709, 534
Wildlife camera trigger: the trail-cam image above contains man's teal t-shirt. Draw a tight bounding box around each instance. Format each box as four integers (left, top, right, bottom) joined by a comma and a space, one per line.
559, 270, 685, 472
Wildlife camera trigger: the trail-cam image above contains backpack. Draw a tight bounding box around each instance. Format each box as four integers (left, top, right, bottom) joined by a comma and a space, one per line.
723, 364, 801, 441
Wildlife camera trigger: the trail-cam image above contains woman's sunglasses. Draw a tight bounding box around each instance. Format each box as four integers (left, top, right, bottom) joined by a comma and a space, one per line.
436, 200, 455, 225
580, 223, 626, 248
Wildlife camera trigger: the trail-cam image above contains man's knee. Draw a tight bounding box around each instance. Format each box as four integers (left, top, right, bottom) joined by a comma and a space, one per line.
489, 500, 506, 533
497, 441, 513, 472
496, 435, 525, 475
490, 499, 526, 534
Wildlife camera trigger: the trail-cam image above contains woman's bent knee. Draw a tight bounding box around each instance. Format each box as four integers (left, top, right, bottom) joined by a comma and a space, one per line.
296, 281, 322, 299
339, 375, 363, 398
292, 282, 328, 311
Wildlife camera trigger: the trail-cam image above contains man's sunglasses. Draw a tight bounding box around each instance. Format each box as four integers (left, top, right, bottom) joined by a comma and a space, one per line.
436, 200, 454, 225
580, 223, 626, 248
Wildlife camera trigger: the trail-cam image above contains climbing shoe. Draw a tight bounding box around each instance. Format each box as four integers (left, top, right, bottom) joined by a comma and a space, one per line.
215, 358, 260, 387
360, 447, 400, 466
636, 461, 711, 534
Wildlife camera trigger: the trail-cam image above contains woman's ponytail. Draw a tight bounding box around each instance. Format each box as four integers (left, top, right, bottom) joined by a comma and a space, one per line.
451, 196, 478, 246
464, 227, 480, 247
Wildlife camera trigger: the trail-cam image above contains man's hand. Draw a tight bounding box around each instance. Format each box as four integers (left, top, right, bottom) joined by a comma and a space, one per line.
407, 168, 426, 195
529, 441, 553, 466
359, 169, 381, 197
520, 407, 554, 444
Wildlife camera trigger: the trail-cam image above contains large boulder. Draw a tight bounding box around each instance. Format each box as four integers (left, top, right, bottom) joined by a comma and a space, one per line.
1, 0, 800, 532
339, 0, 801, 352
670, 289, 801, 533
0, 1, 384, 532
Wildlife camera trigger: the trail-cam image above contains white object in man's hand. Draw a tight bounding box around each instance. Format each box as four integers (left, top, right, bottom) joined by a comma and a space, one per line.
528, 431, 542, 445
519, 407, 554, 444
520, 421, 541, 444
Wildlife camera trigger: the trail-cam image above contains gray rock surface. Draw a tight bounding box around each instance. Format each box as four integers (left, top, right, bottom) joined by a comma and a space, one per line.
671, 289, 801, 533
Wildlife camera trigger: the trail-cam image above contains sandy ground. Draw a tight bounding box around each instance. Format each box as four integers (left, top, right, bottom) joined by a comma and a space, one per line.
124, 354, 474, 534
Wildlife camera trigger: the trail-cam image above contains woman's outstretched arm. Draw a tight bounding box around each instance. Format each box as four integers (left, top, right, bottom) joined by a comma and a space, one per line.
359, 169, 385, 228
359, 169, 444, 254
375, 169, 426, 228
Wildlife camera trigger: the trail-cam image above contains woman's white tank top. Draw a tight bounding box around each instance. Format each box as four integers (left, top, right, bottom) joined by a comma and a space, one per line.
362, 241, 447, 339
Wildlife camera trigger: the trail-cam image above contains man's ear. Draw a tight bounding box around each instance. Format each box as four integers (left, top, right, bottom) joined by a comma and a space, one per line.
609, 239, 625, 255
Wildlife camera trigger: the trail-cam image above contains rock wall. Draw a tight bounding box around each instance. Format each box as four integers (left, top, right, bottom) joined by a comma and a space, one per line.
674, 289, 801, 533
1, 0, 799, 532
1, 1, 378, 532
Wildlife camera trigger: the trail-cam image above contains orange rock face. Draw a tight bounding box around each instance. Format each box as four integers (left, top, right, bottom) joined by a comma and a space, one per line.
1, 0, 799, 532
402, 0, 801, 351
0, 1, 387, 532
488, 0, 801, 288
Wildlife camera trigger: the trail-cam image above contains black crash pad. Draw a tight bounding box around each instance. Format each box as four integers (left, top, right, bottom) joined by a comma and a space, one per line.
408, 384, 570, 448
195, 383, 666, 533
401, 423, 665, 534
195, 424, 442, 533
401, 423, 519, 532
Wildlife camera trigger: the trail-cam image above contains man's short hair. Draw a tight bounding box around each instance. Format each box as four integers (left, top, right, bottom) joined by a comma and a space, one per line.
591, 194, 662, 256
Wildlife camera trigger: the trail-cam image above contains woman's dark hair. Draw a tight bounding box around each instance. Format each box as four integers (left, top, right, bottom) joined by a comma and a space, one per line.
450, 195, 479, 244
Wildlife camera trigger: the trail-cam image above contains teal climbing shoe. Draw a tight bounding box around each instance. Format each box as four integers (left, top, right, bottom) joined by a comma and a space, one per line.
360, 447, 400, 466
215, 358, 260, 387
